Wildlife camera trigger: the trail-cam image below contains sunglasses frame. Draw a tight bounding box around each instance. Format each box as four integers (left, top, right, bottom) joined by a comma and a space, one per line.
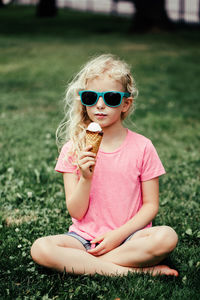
78, 90, 131, 108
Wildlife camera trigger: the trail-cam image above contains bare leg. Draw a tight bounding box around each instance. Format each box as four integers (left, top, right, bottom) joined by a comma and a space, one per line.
98, 226, 179, 276
31, 235, 135, 276
31, 226, 178, 277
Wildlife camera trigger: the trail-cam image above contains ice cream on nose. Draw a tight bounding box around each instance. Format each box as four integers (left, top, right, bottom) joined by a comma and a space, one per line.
86, 122, 103, 154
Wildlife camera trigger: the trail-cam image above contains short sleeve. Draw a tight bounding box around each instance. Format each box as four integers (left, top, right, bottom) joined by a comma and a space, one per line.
55, 141, 77, 173
140, 140, 166, 181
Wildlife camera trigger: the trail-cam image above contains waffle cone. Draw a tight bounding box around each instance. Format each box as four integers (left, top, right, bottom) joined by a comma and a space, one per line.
86, 130, 103, 154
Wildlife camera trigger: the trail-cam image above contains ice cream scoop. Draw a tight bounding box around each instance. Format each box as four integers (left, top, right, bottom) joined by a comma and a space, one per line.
85, 122, 103, 154
87, 122, 102, 132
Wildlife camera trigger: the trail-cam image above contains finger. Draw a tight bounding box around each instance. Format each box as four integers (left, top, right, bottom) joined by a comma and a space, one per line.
87, 242, 105, 254
88, 247, 107, 256
84, 145, 93, 152
82, 151, 96, 157
88, 247, 104, 256
79, 151, 96, 160
92, 249, 107, 256
80, 159, 96, 167
79, 156, 96, 166
91, 236, 104, 244
83, 161, 96, 170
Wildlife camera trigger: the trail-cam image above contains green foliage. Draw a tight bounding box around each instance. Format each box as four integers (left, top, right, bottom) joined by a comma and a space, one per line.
0, 5, 200, 300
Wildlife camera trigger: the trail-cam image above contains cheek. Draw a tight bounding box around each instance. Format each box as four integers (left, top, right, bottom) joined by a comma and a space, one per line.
86, 107, 94, 119
109, 108, 124, 121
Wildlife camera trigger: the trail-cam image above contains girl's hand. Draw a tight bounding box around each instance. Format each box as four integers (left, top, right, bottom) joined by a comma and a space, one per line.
78, 146, 96, 180
87, 229, 123, 256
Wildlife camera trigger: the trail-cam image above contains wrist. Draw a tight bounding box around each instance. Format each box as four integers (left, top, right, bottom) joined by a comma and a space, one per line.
115, 226, 133, 242
80, 175, 92, 184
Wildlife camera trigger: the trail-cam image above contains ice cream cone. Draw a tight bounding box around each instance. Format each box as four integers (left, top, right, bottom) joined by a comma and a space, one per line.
85, 130, 103, 154
85, 122, 103, 154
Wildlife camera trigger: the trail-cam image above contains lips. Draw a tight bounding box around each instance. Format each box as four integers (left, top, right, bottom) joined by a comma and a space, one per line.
95, 113, 107, 116
95, 113, 107, 119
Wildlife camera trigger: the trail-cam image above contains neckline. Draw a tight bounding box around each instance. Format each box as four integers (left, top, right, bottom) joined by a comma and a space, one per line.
99, 129, 130, 155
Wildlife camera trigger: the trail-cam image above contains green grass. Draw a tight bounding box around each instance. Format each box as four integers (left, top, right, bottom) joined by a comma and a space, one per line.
0, 5, 200, 300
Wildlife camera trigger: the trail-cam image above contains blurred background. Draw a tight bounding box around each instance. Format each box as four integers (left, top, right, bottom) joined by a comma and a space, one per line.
0, 1, 200, 299
2, 0, 200, 26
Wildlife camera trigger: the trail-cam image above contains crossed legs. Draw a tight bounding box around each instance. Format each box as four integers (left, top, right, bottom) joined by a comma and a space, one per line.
30, 226, 178, 276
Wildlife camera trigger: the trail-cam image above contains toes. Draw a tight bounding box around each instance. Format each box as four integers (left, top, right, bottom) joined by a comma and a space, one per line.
153, 265, 179, 276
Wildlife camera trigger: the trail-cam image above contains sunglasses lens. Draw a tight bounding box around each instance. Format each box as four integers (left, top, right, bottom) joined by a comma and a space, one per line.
81, 91, 97, 106
104, 92, 121, 107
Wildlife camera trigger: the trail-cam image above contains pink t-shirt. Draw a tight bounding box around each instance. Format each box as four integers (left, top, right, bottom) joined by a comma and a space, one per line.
55, 129, 166, 240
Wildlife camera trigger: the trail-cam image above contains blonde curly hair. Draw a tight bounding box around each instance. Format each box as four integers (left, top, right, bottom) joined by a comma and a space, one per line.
56, 54, 138, 163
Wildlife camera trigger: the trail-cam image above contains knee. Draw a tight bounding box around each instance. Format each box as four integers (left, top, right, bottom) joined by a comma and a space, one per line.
153, 226, 178, 256
30, 237, 52, 264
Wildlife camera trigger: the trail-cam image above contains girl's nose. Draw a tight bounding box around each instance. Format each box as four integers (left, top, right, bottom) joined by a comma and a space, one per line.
96, 96, 105, 109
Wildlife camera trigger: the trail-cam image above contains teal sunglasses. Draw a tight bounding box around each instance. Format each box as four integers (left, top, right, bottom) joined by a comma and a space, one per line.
78, 90, 131, 108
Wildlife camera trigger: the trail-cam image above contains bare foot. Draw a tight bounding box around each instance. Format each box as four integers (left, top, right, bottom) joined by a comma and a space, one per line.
130, 265, 179, 277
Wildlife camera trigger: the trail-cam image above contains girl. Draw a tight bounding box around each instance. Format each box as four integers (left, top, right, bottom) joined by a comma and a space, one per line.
31, 54, 178, 276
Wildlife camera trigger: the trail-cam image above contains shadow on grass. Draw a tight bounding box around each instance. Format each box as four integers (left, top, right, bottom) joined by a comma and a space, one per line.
0, 5, 131, 39
0, 5, 200, 40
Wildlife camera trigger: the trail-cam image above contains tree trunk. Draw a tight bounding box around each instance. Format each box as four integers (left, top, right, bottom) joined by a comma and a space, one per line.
131, 0, 174, 32
0, 0, 4, 7
36, 0, 57, 18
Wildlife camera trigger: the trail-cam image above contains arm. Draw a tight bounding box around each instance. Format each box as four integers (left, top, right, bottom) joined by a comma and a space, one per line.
63, 146, 96, 220
88, 177, 159, 256
63, 173, 91, 220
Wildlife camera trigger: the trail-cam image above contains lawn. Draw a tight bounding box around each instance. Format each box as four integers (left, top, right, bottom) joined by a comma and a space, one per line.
0, 5, 200, 300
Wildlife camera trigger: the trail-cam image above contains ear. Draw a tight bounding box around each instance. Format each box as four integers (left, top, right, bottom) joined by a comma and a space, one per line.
122, 97, 133, 113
